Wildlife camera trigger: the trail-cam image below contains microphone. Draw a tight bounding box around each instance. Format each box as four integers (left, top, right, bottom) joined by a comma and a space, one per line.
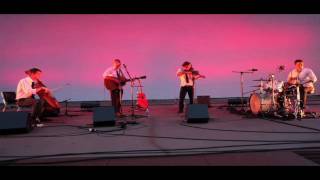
123, 64, 127, 68
250, 68, 258, 72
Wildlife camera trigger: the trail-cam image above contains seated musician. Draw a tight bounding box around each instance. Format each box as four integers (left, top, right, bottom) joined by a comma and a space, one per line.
287, 59, 317, 115
16, 68, 48, 126
103, 59, 126, 117
176, 61, 205, 113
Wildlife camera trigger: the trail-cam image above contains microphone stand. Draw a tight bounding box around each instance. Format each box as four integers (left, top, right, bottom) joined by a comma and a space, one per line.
122, 64, 140, 123
61, 98, 74, 117
232, 70, 256, 112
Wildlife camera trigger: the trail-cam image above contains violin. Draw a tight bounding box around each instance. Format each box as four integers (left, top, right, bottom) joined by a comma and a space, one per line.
33, 79, 60, 109
183, 68, 206, 79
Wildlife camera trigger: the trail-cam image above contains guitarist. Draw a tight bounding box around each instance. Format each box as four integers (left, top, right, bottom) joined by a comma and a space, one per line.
177, 61, 205, 113
103, 59, 126, 116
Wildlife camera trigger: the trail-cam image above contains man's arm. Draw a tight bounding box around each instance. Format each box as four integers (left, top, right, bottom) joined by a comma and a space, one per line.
177, 68, 185, 77
177, 68, 193, 77
102, 67, 113, 78
287, 72, 297, 84
310, 70, 317, 83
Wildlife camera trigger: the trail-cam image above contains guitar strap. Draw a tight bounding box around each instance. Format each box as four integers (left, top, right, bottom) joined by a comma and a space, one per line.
116, 70, 121, 79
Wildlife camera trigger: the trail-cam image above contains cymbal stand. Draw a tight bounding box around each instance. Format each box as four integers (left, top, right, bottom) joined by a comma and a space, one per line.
232, 70, 255, 112
294, 83, 302, 120
270, 74, 276, 109
259, 80, 264, 94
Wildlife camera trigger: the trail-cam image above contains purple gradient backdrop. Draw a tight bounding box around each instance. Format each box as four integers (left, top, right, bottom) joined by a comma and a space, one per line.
1, 14, 319, 101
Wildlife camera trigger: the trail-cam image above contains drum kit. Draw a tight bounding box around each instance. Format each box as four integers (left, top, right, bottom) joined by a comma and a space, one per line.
248, 71, 303, 119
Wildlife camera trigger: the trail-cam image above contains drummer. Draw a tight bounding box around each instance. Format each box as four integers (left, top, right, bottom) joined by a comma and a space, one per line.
287, 59, 317, 114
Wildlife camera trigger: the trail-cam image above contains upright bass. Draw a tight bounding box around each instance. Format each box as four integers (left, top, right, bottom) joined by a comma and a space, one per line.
33, 79, 61, 116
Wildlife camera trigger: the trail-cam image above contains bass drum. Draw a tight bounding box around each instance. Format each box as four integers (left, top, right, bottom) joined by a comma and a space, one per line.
249, 93, 273, 115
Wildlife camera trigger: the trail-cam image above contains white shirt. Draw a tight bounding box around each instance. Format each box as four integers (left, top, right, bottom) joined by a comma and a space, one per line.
287, 68, 317, 88
177, 68, 194, 87
16, 77, 37, 100
102, 66, 123, 79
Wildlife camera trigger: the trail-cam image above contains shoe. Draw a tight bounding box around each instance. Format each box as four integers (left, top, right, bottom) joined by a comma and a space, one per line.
36, 117, 41, 123
300, 110, 305, 118
36, 123, 44, 128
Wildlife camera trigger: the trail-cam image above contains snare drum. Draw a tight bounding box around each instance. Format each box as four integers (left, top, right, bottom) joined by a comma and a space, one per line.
249, 93, 273, 115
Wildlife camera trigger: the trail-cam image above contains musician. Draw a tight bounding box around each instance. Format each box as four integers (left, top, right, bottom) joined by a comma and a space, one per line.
177, 61, 204, 113
103, 59, 126, 116
16, 68, 48, 126
287, 59, 317, 114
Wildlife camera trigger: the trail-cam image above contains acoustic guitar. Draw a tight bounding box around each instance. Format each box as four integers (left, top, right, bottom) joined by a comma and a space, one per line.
136, 79, 148, 110
104, 76, 146, 91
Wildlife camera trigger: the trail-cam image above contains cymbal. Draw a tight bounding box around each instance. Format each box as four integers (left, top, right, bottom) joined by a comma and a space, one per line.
252, 79, 269, 81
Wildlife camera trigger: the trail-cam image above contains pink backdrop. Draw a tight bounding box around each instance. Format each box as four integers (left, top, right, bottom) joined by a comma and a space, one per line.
1, 14, 319, 101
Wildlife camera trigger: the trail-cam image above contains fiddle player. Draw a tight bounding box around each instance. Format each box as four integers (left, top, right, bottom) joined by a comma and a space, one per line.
177, 61, 205, 113
287, 59, 317, 116
103, 59, 126, 117
16, 68, 48, 126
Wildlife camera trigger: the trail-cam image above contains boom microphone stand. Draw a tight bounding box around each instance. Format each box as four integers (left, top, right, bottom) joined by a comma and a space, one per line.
232, 69, 257, 112
122, 64, 142, 123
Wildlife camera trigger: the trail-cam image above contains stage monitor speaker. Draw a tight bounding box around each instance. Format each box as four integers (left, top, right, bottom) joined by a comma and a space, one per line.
197, 96, 211, 107
186, 104, 209, 123
93, 106, 116, 127
0, 112, 33, 134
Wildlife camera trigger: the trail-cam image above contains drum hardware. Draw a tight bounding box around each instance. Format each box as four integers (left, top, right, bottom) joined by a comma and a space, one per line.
270, 74, 277, 110
252, 79, 269, 81
247, 65, 317, 120
250, 85, 263, 88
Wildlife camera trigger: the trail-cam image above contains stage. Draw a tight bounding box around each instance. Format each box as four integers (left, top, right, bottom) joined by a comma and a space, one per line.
1, 97, 320, 166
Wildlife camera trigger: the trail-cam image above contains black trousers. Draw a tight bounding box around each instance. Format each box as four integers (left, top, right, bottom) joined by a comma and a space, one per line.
110, 89, 123, 113
17, 98, 46, 122
298, 85, 312, 110
179, 86, 194, 112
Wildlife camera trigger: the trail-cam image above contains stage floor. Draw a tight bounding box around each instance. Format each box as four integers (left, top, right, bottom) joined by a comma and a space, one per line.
1, 98, 320, 166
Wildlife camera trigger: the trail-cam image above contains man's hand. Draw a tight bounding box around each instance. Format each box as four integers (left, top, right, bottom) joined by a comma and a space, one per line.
42, 87, 49, 93
36, 87, 49, 93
